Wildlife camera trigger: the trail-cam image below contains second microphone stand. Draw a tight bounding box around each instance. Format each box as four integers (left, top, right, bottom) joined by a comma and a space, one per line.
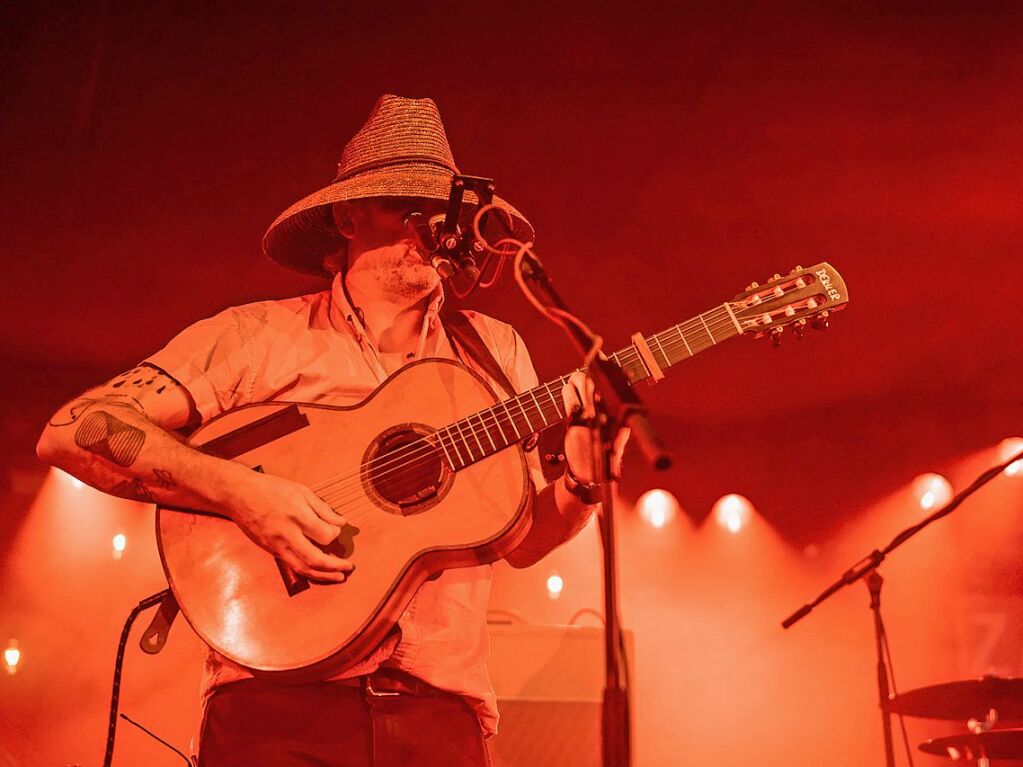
782, 447, 1023, 767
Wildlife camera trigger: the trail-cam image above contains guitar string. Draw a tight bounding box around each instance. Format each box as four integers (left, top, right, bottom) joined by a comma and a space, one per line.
311, 308, 742, 512
314, 315, 744, 525
312, 289, 812, 510
307, 311, 743, 520
310, 308, 742, 511
307, 307, 737, 502
305, 306, 736, 505
314, 286, 820, 521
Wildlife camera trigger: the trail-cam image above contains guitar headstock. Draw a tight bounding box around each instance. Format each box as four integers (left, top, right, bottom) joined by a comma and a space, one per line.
731, 262, 849, 345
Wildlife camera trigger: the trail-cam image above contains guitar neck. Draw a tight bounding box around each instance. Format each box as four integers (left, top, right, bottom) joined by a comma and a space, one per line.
434, 303, 742, 471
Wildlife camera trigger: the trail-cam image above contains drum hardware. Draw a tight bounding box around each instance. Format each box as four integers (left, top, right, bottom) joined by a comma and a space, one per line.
888, 676, 1023, 766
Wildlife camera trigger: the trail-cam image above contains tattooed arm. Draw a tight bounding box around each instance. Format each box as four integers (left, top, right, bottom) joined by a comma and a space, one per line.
36, 365, 352, 581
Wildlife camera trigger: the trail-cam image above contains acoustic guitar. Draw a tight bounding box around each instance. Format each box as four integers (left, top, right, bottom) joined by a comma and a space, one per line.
156, 263, 849, 680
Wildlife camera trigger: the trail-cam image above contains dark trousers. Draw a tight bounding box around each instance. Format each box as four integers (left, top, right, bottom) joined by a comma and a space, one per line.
197, 677, 492, 767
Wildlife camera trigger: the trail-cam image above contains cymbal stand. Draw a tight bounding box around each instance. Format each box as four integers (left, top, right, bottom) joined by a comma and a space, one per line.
866, 570, 897, 767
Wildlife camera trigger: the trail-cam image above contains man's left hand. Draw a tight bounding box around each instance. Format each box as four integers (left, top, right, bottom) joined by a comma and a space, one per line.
560, 370, 630, 485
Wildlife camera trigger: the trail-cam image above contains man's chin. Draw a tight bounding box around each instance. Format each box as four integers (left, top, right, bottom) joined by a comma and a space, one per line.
389, 266, 440, 298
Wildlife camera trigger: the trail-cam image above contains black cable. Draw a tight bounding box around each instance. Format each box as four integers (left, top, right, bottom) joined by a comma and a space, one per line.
568, 607, 605, 626
119, 712, 192, 766
880, 622, 915, 767
103, 589, 170, 767
597, 509, 632, 698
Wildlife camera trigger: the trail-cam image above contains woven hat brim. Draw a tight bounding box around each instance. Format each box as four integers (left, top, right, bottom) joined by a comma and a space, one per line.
262, 164, 535, 277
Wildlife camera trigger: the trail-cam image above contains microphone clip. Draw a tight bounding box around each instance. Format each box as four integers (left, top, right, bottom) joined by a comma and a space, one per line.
402, 174, 502, 293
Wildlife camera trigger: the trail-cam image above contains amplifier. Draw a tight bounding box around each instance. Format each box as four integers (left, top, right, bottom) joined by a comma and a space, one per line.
486, 622, 635, 767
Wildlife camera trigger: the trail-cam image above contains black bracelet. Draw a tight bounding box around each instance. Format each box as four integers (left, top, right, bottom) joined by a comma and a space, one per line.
563, 464, 602, 505
567, 405, 596, 430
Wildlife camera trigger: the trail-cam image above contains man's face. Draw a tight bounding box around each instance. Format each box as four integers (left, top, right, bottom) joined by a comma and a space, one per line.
342, 197, 447, 299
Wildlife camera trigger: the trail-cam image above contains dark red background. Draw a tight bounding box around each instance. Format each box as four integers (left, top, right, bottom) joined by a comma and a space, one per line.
1, 3, 1022, 765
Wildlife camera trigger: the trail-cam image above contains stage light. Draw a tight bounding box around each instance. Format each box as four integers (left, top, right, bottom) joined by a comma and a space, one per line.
4, 639, 20, 675
999, 437, 1023, 476
713, 494, 753, 534
637, 489, 680, 529
112, 533, 126, 560
912, 473, 952, 511
546, 572, 564, 600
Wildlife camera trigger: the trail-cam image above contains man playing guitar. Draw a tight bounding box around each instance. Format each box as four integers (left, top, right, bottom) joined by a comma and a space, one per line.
36, 95, 617, 766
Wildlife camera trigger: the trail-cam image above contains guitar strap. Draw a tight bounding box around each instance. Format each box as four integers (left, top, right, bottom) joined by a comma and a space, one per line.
441, 308, 566, 481
440, 308, 517, 400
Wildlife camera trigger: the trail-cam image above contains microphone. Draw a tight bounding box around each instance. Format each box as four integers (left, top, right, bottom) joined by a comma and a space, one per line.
431, 213, 480, 282
404, 212, 440, 254
403, 212, 458, 279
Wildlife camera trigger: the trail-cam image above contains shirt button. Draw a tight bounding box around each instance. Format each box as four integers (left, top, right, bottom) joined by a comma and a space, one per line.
403, 610, 412, 619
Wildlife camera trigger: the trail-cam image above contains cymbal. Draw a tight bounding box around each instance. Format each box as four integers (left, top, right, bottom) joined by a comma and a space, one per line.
889, 677, 1023, 720
920, 729, 1023, 760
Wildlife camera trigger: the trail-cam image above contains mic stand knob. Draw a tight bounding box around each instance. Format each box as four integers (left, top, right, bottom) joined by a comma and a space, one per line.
430, 255, 456, 279
458, 254, 481, 282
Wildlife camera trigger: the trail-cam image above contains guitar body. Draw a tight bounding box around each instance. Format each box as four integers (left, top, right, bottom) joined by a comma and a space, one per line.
156, 359, 532, 681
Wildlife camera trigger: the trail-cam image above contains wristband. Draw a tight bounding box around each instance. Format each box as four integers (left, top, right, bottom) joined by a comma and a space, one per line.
563, 464, 602, 505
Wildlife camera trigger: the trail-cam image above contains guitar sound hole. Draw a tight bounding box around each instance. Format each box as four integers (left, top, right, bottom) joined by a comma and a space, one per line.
361, 424, 452, 515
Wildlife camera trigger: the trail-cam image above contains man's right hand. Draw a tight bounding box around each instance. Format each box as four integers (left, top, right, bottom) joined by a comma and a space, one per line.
226, 471, 354, 582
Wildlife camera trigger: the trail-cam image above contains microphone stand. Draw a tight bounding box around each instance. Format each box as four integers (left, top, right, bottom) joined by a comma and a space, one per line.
451, 176, 671, 765
516, 250, 671, 767
781, 447, 1023, 767
867, 570, 897, 767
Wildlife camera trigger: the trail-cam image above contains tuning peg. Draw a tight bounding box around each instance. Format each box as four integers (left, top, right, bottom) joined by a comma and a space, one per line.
770, 327, 784, 347
811, 310, 830, 330
792, 318, 807, 340
746, 281, 759, 291
789, 265, 804, 274
771, 273, 782, 281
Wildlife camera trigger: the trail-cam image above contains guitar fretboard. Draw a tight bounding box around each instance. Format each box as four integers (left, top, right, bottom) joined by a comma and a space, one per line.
433, 303, 741, 470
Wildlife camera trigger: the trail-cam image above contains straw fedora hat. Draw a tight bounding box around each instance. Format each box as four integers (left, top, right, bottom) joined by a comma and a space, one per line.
262, 94, 534, 277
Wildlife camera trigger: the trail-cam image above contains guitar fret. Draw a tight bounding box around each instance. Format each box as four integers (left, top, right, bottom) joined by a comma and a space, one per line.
698, 313, 716, 345
517, 397, 535, 433
454, 423, 473, 466
440, 426, 465, 469
434, 428, 456, 470
651, 333, 670, 368
486, 405, 509, 445
492, 406, 511, 447
615, 350, 645, 383
501, 400, 522, 439
475, 412, 497, 453
544, 384, 563, 420
527, 390, 547, 429
677, 326, 693, 356
722, 301, 743, 334
453, 419, 477, 462
468, 415, 486, 456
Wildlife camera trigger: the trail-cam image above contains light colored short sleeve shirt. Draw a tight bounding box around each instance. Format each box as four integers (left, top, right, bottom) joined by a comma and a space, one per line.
146, 275, 544, 735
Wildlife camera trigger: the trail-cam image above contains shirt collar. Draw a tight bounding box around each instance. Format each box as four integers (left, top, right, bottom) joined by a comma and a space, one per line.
328, 272, 446, 345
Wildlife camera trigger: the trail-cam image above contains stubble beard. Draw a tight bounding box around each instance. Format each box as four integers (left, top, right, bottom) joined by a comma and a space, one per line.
373, 246, 440, 301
